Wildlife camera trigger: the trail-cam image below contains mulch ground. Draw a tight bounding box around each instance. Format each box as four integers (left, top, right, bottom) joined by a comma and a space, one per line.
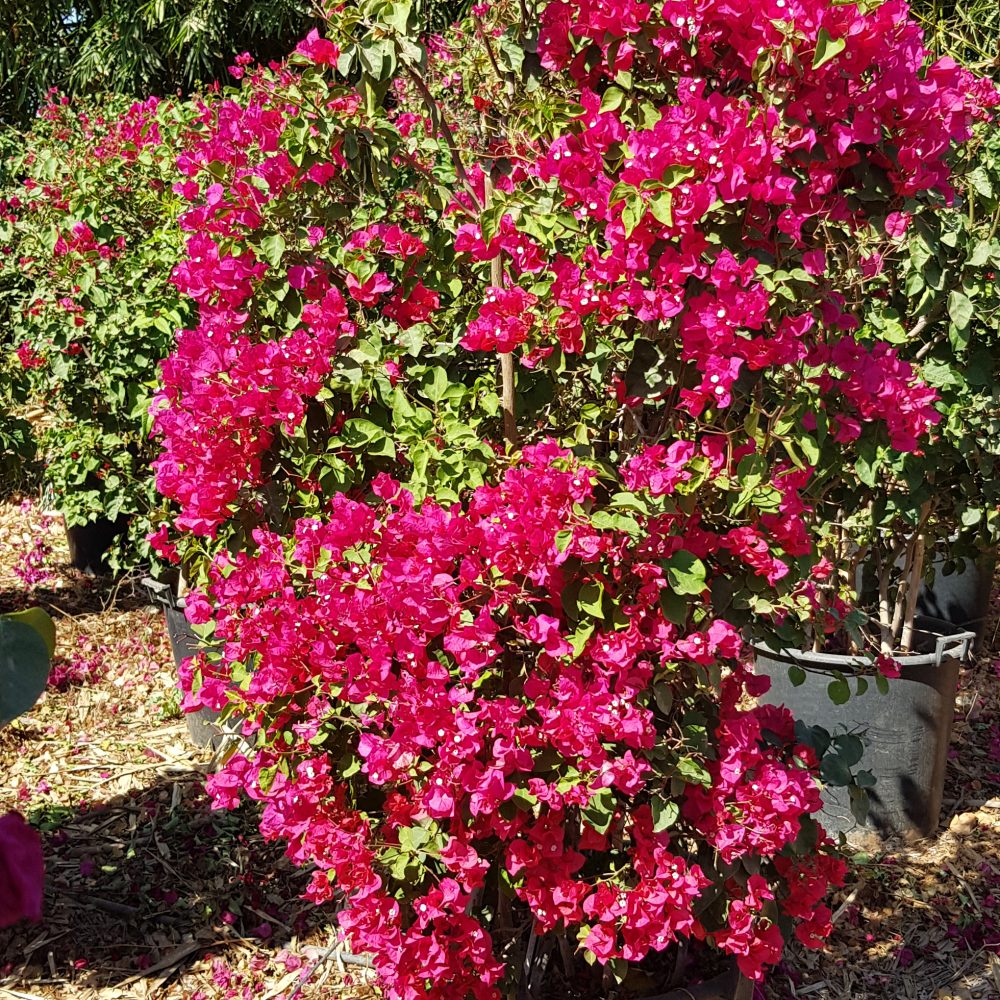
1, 497, 998, 1000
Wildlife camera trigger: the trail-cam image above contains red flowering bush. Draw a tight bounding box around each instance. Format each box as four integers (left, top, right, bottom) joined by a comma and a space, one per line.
146, 0, 995, 994
0, 93, 198, 568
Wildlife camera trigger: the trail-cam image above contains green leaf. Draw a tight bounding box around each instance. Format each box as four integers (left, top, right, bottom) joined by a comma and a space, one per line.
383, 1, 412, 34
820, 755, 853, 786
259, 234, 286, 268
795, 722, 831, 757
4, 608, 56, 658
341, 418, 385, 446
582, 787, 616, 833
649, 191, 673, 227
812, 28, 847, 69
420, 366, 449, 403
947, 290, 974, 330
660, 165, 696, 188
607, 182, 634, 208
651, 797, 679, 833
676, 756, 711, 786
577, 581, 605, 618
827, 677, 851, 705
569, 621, 595, 658
797, 433, 820, 466
1, 617, 52, 727
834, 734, 865, 767
658, 588, 689, 625
555, 529, 574, 553
855, 440, 879, 488
968, 239, 995, 268
512, 787, 538, 811
663, 551, 708, 596
752, 48, 772, 84
599, 86, 625, 113
653, 682, 674, 716
921, 360, 961, 388
590, 510, 641, 534
788, 664, 807, 687
359, 37, 396, 81
736, 452, 767, 489
621, 192, 643, 238
497, 35, 525, 74
341, 419, 395, 459
398, 825, 431, 852
966, 166, 994, 199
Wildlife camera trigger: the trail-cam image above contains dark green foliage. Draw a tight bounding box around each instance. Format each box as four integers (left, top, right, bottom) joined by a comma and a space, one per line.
0, 1, 474, 126
909, 0, 999, 75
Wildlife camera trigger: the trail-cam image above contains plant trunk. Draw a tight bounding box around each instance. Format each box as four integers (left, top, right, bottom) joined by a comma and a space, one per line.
900, 502, 932, 652
876, 548, 894, 654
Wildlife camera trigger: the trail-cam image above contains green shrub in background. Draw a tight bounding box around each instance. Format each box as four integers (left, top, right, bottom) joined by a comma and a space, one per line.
0, 93, 196, 570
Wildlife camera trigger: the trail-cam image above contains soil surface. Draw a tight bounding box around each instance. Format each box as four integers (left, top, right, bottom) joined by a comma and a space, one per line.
0, 500, 373, 1000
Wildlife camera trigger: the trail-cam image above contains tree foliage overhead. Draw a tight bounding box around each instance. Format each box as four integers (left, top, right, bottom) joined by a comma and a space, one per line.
909, 0, 999, 74
0, 0, 472, 126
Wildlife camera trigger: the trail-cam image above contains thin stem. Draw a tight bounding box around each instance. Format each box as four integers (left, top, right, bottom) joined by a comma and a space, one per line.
890, 530, 917, 644
908, 301, 944, 345
876, 539, 908, 654
402, 61, 478, 206
483, 173, 519, 446
500, 353, 517, 445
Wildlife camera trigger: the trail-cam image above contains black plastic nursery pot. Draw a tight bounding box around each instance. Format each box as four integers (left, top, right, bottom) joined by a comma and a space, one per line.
917, 551, 996, 652
656, 965, 753, 1000
143, 577, 228, 750
64, 514, 127, 574
755, 618, 975, 842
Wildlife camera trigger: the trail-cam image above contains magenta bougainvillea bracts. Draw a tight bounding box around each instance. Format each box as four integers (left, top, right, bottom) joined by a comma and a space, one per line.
143, 0, 997, 995
0, 811, 44, 929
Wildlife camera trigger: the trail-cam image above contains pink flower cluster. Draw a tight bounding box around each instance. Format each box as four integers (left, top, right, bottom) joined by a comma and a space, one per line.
451, 0, 999, 430
181, 445, 842, 990
0, 812, 44, 928
152, 238, 353, 533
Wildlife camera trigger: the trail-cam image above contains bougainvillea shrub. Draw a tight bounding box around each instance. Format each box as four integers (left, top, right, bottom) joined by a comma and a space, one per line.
147, 0, 997, 994
832, 113, 1000, 639
0, 94, 197, 568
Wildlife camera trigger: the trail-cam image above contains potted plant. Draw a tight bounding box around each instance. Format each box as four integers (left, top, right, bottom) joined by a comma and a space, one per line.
757, 92, 1000, 843
142, 0, 996, 996
0, 93, 197, 573
142, 574, 229, 749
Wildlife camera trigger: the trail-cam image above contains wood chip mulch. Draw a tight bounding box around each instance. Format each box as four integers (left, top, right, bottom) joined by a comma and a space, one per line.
0, 498, 375, 1000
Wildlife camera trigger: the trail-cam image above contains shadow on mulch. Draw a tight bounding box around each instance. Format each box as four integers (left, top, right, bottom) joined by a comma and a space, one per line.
0, 573, 157, 619
0, 771, 342, 993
